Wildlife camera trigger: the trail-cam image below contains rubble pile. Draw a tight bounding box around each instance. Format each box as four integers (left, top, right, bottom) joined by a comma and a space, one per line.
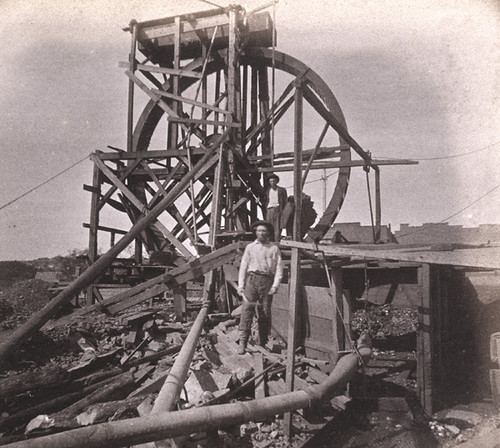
0, 279, 53, 330
351, 304, 418, 340
0, 297, 347, 447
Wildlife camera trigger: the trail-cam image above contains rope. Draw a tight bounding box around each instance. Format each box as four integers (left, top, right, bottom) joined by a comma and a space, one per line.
0, 155, 89, 211
376, 140, 499, 161
365, 170, 376, 243
317, 248, 354, 350
397, 183, 500, 239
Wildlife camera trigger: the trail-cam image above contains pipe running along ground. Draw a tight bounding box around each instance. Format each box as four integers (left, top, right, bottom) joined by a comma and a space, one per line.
4, 343, 371, 448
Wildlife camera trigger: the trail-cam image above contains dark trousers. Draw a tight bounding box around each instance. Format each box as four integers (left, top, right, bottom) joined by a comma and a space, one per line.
239, 273, 273, 346
266, 207, 281, 241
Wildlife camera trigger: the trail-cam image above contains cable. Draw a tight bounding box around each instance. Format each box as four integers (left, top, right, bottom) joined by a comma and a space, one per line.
0, 155, 89, 211
397, 183, 500, 239
365, 170, 376, 243
377, 140, 499, 161
283, 170, 339, 189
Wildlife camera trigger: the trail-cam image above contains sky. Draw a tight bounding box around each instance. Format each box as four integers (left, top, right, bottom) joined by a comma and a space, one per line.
0, 0, 498, 260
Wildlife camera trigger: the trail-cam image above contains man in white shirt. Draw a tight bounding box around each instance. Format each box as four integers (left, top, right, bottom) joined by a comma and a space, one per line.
237, 221, 283, 354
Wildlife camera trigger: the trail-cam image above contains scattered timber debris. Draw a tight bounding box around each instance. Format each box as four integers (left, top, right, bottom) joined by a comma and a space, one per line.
0, 291, 352, 448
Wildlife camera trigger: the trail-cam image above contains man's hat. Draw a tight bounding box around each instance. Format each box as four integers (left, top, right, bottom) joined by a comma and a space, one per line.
251, 220, 274, 234
268, 174, 280, 182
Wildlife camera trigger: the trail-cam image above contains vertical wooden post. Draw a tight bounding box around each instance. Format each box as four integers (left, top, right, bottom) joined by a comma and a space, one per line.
250, 66, 259, 220
258, 66, 271, 161
168, 16, 181, 150
331, 267, 345, 354
374, 167, 381, 243
173, 284, 186, 322
214, 71, 221, 135
201, 44, 208, 135
86, 163, 101, 305
241, 64, 248, 148
127, 21, 137, 153
417, 263, 434, 415
284, 83, 303, 438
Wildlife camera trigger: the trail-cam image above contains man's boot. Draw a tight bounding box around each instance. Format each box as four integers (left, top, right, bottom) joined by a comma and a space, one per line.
238, 337, 247, 355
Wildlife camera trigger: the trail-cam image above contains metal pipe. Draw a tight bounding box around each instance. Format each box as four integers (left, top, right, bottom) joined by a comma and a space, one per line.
151, 302, 210, 414
4, 345, 371, 448
0, 129, 231, 366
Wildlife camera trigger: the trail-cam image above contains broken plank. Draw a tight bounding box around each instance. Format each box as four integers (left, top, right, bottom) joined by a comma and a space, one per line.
75, 395, 147, 426
119, 61, 202, 78
253, 353, 266, 399
105, 244, 245, 314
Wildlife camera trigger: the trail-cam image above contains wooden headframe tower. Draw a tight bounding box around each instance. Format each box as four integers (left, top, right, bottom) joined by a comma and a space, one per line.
84, 5, 414, 311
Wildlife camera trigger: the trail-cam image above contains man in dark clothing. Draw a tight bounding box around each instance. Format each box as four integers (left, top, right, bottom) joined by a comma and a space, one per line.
263, 174, 287, 241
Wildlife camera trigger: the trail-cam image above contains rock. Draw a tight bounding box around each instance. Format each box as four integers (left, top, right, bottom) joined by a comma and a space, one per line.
25, 415, 54, 434
147, 340, 166, 352
442, 410, 483, 428
444, 424, 461, 436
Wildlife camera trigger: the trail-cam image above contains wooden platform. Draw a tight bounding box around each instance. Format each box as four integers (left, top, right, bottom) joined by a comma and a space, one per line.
132, 7, 274, 64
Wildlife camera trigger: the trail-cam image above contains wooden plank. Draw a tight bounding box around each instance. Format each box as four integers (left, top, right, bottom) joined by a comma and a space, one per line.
417, 264, 433, 415
247, 158, 418, 173
88, 243, 244, 315
330, 267, 344, 353
253, 353, 266, 400
172, 284, 186, 321
249, 145, 350, 163
83, 223, 127, 235
127, 22, 137, 152
153, 89, 229, 114
96, 149, 205, 160
285, 84, 303, 437
97, 156, 143, 211
167, 116, 239, 127
375, 168, 381, 243
92, 155, 193, 259
86, 164, 101, 304
245, 78, 294, 143
107, 284, 168, 315
119, 61, 203, 79
280, 240, 500, 270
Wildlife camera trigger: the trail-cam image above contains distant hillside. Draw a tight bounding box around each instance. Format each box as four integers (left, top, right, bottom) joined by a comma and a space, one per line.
0, 249, 88, 289
0, 261, 36, 288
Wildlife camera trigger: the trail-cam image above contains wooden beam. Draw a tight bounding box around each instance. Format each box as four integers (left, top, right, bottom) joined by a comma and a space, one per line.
279, 240, 500, 270
375, 168, 381, 243
0, 130, 230, 365
86, 165, 101, 305
97, 156, 143, 211
106, 243, 245, 315
245, 158, 417, 173
168, 116, 239, 127
96, 149, 204, 160
251, 145, 349, 161
83, 223, 127, 235
153, 89, 229, 114
119, 61, 203, 79
91, 155, 193, 259
245, 78, 294, 143
127, 22, 137, 152
417, 264, 433, 415
284, 83, 304, 438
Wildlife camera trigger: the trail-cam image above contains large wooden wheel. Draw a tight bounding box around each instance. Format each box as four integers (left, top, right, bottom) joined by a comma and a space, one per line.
129, 46, 351, 252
